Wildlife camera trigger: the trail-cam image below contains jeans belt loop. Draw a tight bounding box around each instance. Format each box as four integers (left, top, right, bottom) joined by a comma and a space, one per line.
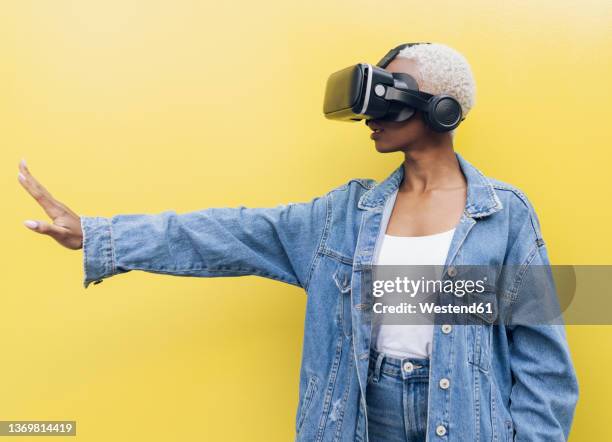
372, 352, 385, 383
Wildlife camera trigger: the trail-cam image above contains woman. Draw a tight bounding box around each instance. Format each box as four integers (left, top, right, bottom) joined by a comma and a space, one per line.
18, 43, 578, 441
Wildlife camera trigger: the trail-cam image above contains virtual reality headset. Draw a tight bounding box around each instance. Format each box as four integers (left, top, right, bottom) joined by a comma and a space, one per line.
322, 42, 465, 132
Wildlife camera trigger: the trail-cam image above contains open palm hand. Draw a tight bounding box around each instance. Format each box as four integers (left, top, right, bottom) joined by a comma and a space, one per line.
18, 159, 83, 250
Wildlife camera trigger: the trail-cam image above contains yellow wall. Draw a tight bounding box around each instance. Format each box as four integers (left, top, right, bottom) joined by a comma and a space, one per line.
2, 1, 610, 440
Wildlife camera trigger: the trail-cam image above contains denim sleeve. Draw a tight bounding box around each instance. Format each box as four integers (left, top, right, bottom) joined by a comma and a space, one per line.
80, 194, 329, 290
506, 213, 579, 441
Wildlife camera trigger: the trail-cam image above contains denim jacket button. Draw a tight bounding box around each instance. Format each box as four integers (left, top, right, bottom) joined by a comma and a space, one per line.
439, 378, 450, 389
441, 324, 452, 334
436, 424, 447, 436
403, 361, 414, 373
447, 266, 457, 277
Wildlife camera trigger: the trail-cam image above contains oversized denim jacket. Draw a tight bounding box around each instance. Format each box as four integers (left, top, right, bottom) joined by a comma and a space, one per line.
80, 151, 579, 442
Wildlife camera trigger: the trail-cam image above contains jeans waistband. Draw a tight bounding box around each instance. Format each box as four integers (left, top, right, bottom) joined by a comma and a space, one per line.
369, 348, 430, 382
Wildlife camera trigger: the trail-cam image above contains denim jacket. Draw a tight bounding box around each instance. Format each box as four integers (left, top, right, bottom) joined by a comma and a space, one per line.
81, 151, 578, 442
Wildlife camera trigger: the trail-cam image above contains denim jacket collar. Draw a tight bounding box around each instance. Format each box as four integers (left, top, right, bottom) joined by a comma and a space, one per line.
357, 151, 504, 218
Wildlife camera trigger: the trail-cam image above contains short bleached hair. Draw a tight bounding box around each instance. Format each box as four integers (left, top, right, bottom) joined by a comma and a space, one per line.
395, 43, 476, 136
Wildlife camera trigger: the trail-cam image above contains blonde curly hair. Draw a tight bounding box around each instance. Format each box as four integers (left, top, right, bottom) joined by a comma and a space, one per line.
395, 43, 476, 135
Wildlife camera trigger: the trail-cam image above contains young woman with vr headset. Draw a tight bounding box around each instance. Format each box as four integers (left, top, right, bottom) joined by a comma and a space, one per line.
18, 42, 578, 442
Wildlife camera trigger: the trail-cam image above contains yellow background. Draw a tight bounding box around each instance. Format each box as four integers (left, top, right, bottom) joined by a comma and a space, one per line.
1, 1, 611, 440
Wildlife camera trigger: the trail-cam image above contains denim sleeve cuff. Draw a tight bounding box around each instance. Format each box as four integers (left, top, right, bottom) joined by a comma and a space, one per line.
80, 216, 115, 289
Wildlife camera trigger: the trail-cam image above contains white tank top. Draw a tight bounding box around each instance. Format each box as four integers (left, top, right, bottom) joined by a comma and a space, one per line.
372, 228, 456, 359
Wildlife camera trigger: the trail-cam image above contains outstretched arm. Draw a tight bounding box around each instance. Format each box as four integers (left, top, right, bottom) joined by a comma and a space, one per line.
17, 159, 330, 290
80, 197, 329, 289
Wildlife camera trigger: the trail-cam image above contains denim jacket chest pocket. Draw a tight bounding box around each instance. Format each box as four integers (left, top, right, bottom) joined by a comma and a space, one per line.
462, 286, 499, 373
332, 260, 353, 339
451, 267, 500, 373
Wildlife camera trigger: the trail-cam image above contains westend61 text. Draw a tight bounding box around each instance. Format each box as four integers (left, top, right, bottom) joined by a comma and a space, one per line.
373, 302, 494, 315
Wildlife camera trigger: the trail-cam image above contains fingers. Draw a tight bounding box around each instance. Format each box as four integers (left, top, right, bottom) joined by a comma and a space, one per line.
23, 219, 69, 240
18, 159, 65, 220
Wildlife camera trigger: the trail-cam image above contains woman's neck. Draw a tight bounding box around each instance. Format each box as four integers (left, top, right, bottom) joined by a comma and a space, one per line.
400, 147, 466, 193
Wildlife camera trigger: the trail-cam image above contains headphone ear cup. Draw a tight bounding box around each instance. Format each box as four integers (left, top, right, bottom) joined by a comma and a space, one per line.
425, 95, 463, 132
423, 106, 438, 130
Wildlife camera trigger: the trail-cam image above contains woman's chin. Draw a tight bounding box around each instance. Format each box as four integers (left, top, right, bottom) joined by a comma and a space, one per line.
373, 141, 400, 153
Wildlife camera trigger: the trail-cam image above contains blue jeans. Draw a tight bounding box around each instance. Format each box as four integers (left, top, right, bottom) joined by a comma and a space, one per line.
366, 349, 429, 442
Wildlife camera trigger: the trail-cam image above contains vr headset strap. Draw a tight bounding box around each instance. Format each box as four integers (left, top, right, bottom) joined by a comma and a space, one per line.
384, 87, 433, 111
376, 42, 432, 68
